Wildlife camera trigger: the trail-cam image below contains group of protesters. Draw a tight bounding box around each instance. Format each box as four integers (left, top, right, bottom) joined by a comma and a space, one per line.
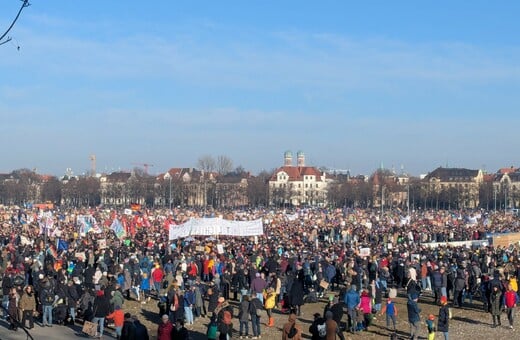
0, 205, 519, 339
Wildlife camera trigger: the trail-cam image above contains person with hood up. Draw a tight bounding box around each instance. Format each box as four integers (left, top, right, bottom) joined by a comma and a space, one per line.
282, 313, 302, 340
19, 285, 36, 329
343, 284, 360, 333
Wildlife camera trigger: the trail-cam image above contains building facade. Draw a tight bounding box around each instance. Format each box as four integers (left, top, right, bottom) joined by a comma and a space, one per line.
422, 167, 484, 209
269, 151, 328, 206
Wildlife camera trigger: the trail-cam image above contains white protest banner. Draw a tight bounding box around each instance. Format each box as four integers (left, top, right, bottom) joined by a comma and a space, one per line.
359, 247, 371, 257
169, 217, 264, 240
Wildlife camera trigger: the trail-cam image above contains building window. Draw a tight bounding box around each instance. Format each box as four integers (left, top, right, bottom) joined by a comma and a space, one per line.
316, 184, 319, 188
298, 184, 301, 188
305, 184, 308, 188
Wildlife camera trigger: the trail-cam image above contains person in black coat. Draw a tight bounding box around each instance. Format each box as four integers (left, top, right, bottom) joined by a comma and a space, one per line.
437, 296, 450, 338
121, 313, 137, 340
93, 290, 111, 337
65, 280, 79, 323
133, 316, 150, 340
289, 271, 305, 316
171, 319, 190, 340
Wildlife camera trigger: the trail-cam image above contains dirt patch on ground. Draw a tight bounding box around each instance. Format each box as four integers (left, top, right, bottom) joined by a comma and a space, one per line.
123, 289, 518, 339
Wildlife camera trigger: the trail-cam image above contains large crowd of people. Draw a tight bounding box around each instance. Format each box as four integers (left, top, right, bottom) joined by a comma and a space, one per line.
0, 205, 519, 339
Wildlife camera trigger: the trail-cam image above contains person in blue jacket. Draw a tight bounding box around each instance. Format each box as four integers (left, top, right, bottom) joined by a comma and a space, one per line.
344, 284, 360, 333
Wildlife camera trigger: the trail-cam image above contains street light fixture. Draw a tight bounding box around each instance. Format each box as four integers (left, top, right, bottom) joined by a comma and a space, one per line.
164, 172, 172, 210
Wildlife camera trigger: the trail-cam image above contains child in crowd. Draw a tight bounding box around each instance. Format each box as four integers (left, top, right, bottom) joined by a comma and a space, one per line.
380, 298, 398, 332
426, 314, 436, 340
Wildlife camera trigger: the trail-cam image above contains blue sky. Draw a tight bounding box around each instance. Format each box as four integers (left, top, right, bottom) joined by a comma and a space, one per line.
1, 1, 519, 177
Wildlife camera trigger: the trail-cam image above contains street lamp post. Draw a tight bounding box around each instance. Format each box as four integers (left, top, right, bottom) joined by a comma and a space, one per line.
164, 172, 172, 210
494, 186, 497, 213
407, 183, 410, 216
504, 184, 508, 212
381, 186, 385, 218
169, 176, 172, 210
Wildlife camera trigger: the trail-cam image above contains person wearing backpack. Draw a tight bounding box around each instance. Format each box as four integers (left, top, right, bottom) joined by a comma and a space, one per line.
216, 297, 234, 340
40, 280, 55, 327
309, 312, 327, 340
282, 313, 302, 340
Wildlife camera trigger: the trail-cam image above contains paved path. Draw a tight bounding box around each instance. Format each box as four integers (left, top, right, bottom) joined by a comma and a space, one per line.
0, 319, 118, 340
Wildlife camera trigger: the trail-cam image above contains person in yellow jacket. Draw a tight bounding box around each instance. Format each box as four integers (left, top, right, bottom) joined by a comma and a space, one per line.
509, 275, 518, 293
264, 288, 276, 327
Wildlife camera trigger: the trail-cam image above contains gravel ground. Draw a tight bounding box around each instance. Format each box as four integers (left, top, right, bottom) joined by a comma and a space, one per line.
121, 289, 519, 340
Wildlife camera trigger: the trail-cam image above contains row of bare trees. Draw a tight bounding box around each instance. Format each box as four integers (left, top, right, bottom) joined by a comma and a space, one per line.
1, 168, 518, 210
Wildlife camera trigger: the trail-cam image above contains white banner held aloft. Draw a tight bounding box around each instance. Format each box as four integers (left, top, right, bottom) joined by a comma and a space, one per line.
169, 218, 264, 240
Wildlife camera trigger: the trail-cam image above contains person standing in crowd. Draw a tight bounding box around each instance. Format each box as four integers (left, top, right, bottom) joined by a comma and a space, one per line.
106, 305, 125, 340
325, 310, 345, 340
19, 285, 36, 329
426, 314, 436, 340
7, 287, 20, 331
437, 296, 450, 340
171, 319, 190, 340
359, 288, 372, 331
251, 272, 267, 304
380, 298, 398, 332
490, 284, 503, 328
92, 289, 110, 338
309, 312, 327, 340
157, 314, 173, 340
407, 293, 421, 340
264, 287, 276, 327
249, 294, 263, 339
282, 313, 302, 340
133, 314, 149, 340
184, 285, 195, 326
504, 283, 517, 329
66, 279, 80, 324
344, 284, 360, 333
39, 277, 55, 327
238, 295, 250, 339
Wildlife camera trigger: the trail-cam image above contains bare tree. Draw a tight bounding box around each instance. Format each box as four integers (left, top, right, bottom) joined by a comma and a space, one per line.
197, 155, 216, 173
216, 155, 233, 175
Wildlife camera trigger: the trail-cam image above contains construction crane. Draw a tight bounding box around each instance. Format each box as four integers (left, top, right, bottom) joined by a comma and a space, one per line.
89, 154, 96, 176
132, 163, 154, 174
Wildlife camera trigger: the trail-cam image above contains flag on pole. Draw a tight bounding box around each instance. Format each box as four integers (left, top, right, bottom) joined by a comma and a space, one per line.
47, 245, 58, 259
57, 239, 69, 252
110, 218, 126, 239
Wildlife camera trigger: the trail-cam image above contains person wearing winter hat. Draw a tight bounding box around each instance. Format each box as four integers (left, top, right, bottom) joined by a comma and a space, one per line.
157, 314, 173, 340
92, 289, 110, 338
425, 314, 436, 340
437, 296, 450, 340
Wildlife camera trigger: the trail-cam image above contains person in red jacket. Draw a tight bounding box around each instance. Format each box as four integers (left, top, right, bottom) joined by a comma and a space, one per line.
152, 265, 165, 294
157, 314, 173, 340
504, 283, 518, 329
106, 305, 124, 340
